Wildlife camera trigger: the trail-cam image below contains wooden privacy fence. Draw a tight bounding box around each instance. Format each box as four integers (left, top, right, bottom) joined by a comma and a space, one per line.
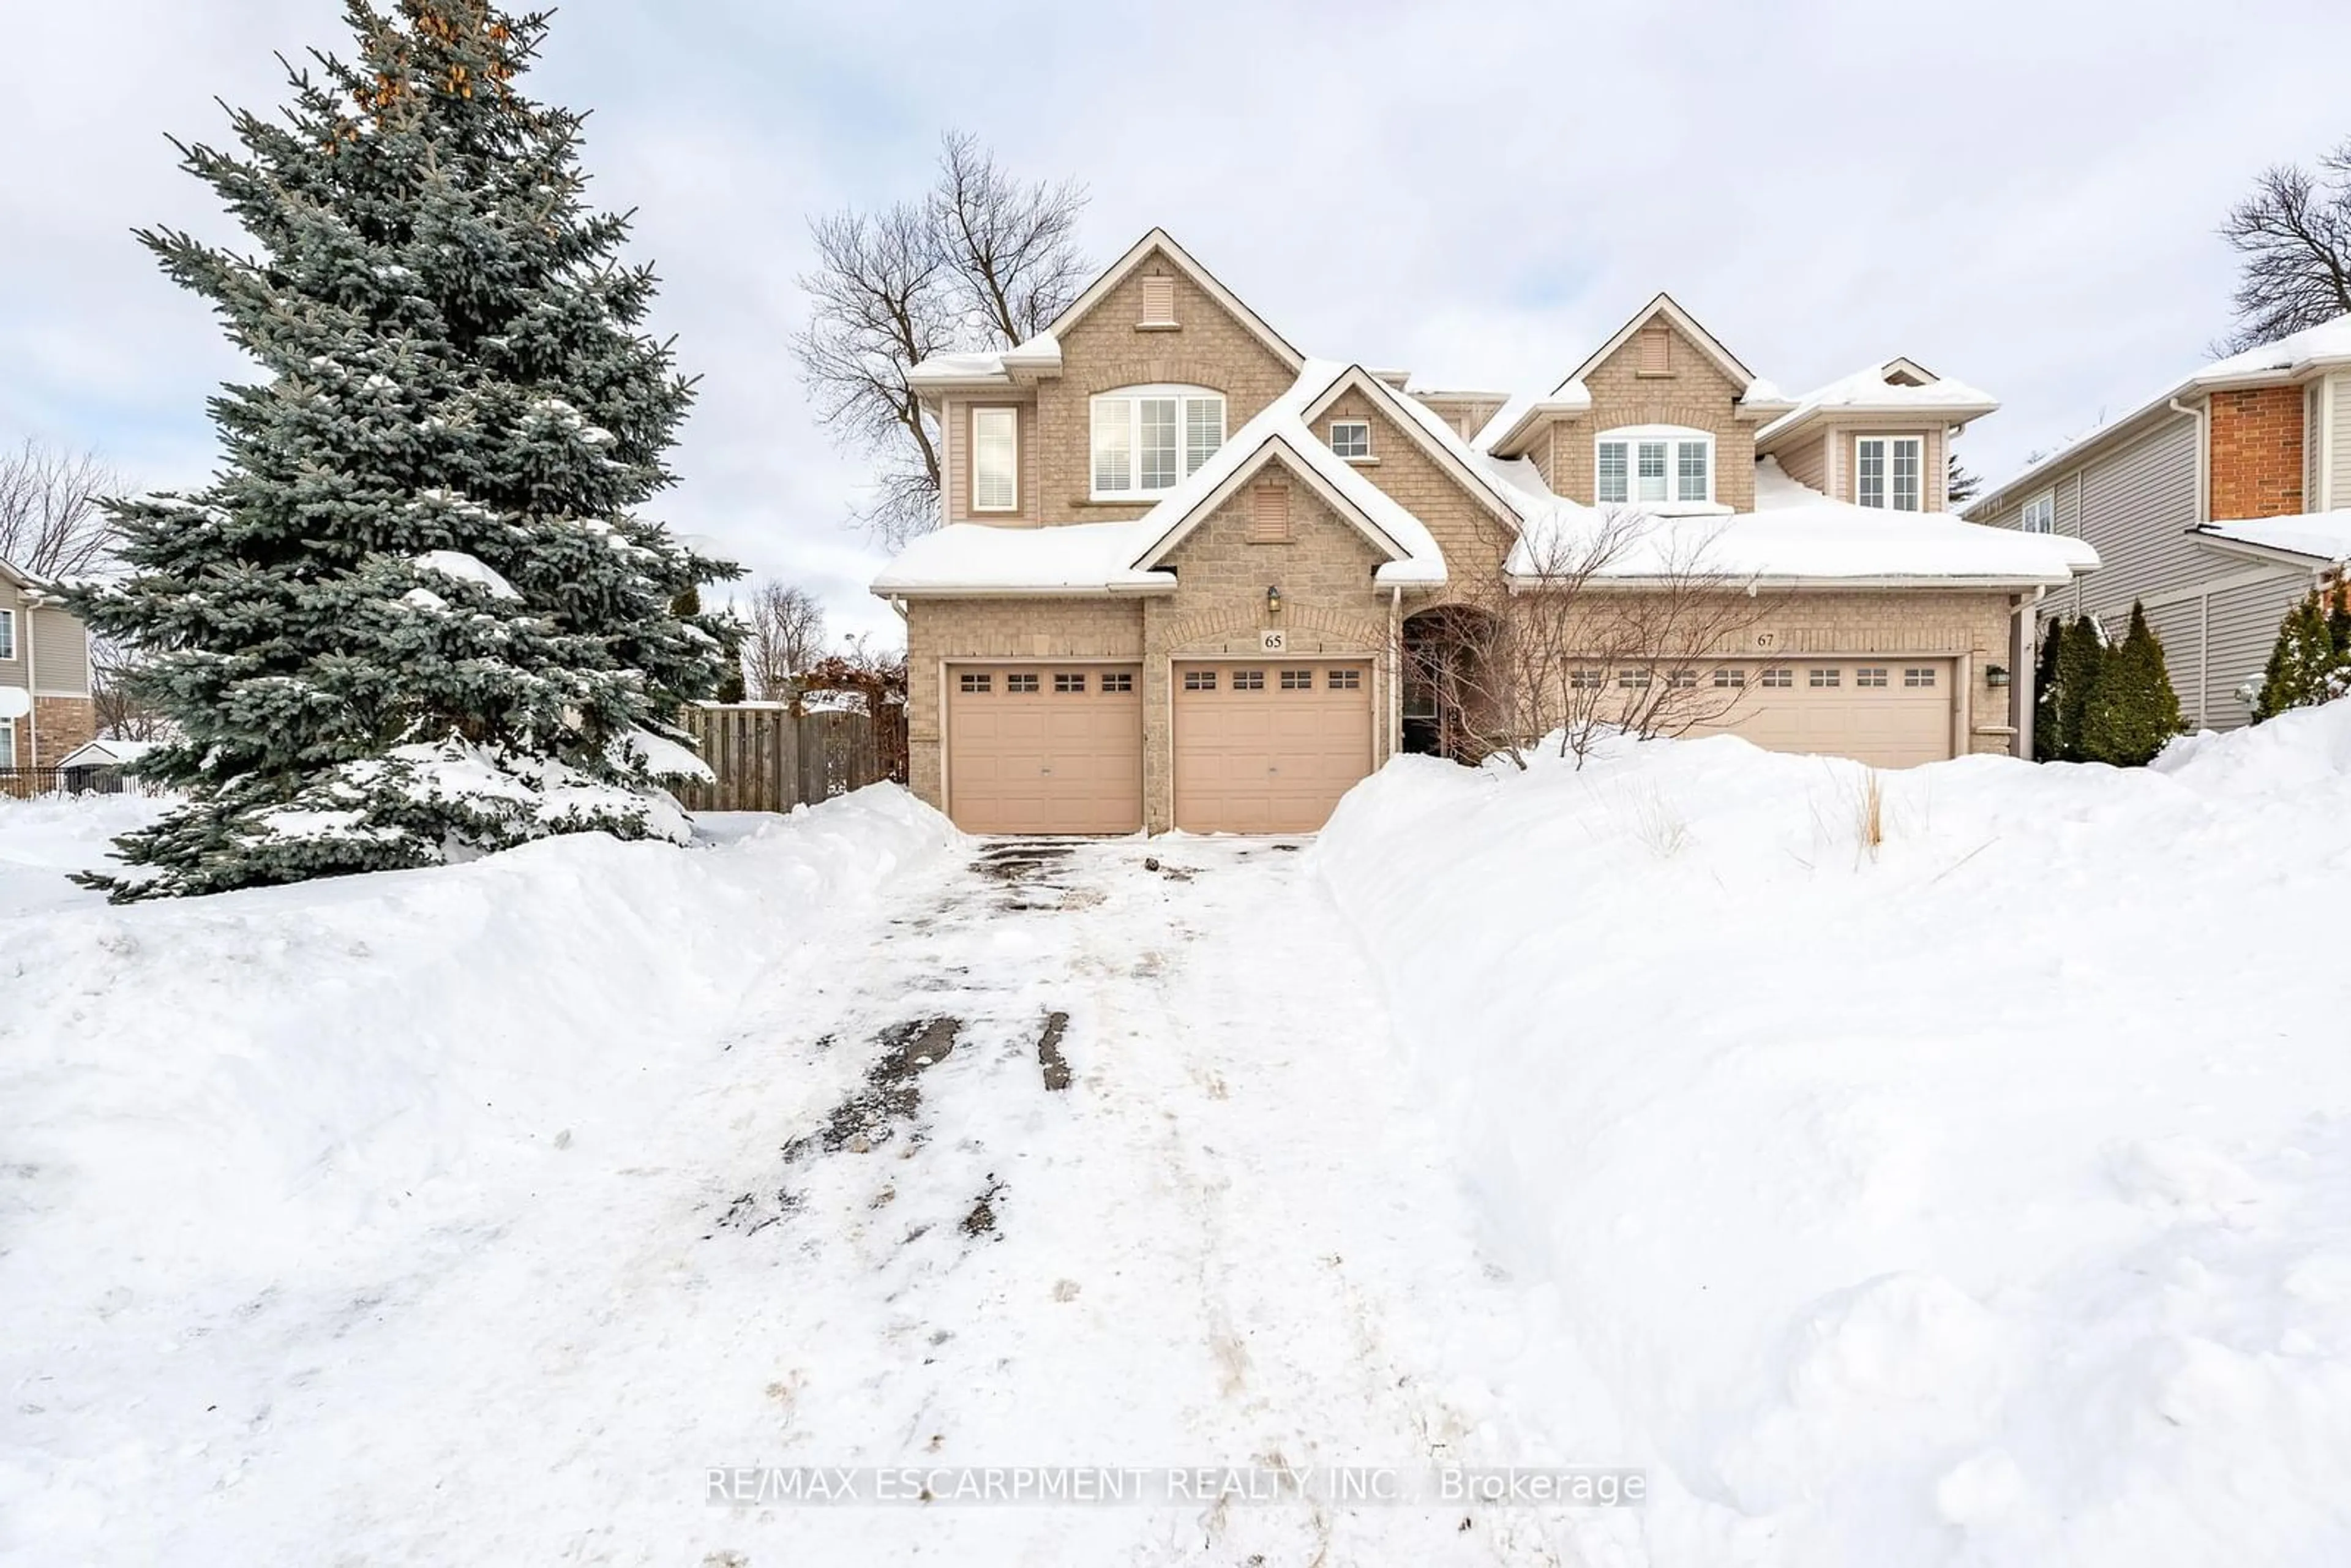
672, 700, 908, 814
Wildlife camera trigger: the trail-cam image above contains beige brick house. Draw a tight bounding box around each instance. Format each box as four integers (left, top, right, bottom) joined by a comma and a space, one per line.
876, 230, 2095, 835
1, 557, 97, 773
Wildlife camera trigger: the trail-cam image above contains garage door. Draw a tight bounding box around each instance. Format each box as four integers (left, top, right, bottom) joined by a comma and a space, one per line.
948, 664, 1142, 833
1695, 659, 1955, 768
1174, 661, 1374, 834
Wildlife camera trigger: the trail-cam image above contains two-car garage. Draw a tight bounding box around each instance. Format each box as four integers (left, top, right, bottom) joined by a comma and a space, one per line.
945, 659, 1378, 836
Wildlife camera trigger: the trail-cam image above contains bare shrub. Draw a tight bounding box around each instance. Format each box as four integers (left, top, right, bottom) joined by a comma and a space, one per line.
1408, 508, 1774, 770
1854, 768, 1886, 861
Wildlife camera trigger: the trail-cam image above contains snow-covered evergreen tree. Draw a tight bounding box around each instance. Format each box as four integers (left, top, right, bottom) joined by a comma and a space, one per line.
2251, 588, 2351, 722
2079, 602, 2184, 767
67, 0, 740, 901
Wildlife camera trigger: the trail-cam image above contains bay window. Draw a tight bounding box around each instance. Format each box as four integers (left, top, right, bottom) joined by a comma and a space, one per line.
1856, 435, 1923, 511
1595, 426, 1712, 508
1091, 386, 1226, 498
970, 407, 1017, 512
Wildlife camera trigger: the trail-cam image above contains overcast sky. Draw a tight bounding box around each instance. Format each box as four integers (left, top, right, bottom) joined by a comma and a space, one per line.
7, 1, 2350, 645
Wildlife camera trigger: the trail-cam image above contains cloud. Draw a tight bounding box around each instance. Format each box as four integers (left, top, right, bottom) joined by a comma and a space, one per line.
7, 0, 2351, 647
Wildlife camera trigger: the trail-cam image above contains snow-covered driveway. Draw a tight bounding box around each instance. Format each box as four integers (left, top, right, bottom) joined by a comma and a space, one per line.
73, 830, 1610, 1565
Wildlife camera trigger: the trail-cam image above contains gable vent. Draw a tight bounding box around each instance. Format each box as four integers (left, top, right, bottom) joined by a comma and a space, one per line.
1139, 274, 1177, 328
1638, 324, 1672, 376
1248, 482, 1292, 544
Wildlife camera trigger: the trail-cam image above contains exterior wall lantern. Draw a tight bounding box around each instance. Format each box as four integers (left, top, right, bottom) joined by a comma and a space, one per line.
1985, 664, 2011, 688
1266, 585, 1283, 616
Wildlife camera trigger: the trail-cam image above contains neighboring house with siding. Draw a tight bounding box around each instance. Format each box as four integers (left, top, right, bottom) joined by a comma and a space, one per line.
1966, 319, 2351, 732
0, 558, 99, 770
874, 229, 2092, 837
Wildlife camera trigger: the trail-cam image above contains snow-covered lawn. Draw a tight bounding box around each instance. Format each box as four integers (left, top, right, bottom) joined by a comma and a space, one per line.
1320, 701, 2351, 1566
7, 703, 2351, 1566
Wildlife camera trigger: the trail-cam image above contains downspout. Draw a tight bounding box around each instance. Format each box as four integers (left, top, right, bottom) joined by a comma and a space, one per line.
21, 602, 37, 768
2013, 587, 2045, 759
2169, 397, 2208, 522
1388, 585, 1402, 760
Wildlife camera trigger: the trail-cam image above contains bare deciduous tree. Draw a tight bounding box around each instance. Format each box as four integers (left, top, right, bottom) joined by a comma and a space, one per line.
933, 130, 1090, 345
1408, 510, 1772, 770
2219, 140, 2351, 351
740, 580, 829, 701
792, 132, 1087, 545
0, 439, 118, 578
89, 634, 171, 741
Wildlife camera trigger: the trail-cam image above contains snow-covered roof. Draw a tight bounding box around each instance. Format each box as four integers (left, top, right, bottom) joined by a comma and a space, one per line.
1756, 358, 2000, 444
2190, 511, 2351, 568
907, 228, 1303, 394
1504, 459, 2098, 587
871, 518, 1174, 596
904, 350, 1016, 386
54, 738, 159, 768
1971, 313, 2351, 517
1130, 362, 1448, 586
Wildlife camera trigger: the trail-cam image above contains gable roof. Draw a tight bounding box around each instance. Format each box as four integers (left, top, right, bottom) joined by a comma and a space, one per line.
1555, 291, 1759, 399
1483, 292, 1793, 456
1127, 362, 1444, 584
1299, 365, 1523, 528
908, 228, 1305, 391
1967, 313, 2351, 519
0, 557, 40, 591
1755, 358, 2001, 445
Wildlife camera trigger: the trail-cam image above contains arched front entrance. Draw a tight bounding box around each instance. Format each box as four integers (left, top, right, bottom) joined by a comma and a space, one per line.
1401, 604, 1501, 762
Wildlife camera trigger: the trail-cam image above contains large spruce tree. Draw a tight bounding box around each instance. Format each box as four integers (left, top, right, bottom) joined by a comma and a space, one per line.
69, 1, 739, 901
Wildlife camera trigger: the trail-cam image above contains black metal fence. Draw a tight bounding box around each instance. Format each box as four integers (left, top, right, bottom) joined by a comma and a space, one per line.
0, 765, 148, 801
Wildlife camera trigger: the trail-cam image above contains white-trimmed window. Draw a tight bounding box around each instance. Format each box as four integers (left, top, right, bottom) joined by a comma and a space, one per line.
1856, 435, 1924, 511
0, 607, 14, 661
1329, 420, 1370, 459
1092, 386, 1225, 498
971, 408, 1018, 512
1595, 426, 1712, 508
0, 718, 11, 767
2020, 489, 2055, 534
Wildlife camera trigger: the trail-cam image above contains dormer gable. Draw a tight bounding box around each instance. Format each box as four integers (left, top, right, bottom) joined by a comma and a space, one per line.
1023, 228, 1305, 377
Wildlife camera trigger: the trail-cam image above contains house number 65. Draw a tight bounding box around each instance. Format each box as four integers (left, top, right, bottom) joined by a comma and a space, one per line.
1261, 629, 1286, 653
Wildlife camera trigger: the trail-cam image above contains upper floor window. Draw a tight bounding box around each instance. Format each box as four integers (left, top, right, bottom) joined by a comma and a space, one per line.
1856, 435, 1922, 511
971, 408, 1018, 512
2021, 489, 2055, 534
1596, 426, 1712, 508
1329, 421, 1370, 459
1092, 386, 1224, 498
0, 607, 14, 662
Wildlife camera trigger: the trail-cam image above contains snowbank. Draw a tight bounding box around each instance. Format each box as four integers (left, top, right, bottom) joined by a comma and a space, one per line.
1, 787, 951, 1280
0, 789, 956, 1553
1317, 703, 2351, 1566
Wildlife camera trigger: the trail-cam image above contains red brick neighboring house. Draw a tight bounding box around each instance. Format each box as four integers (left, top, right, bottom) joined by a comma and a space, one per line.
0, 557, 98, 772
